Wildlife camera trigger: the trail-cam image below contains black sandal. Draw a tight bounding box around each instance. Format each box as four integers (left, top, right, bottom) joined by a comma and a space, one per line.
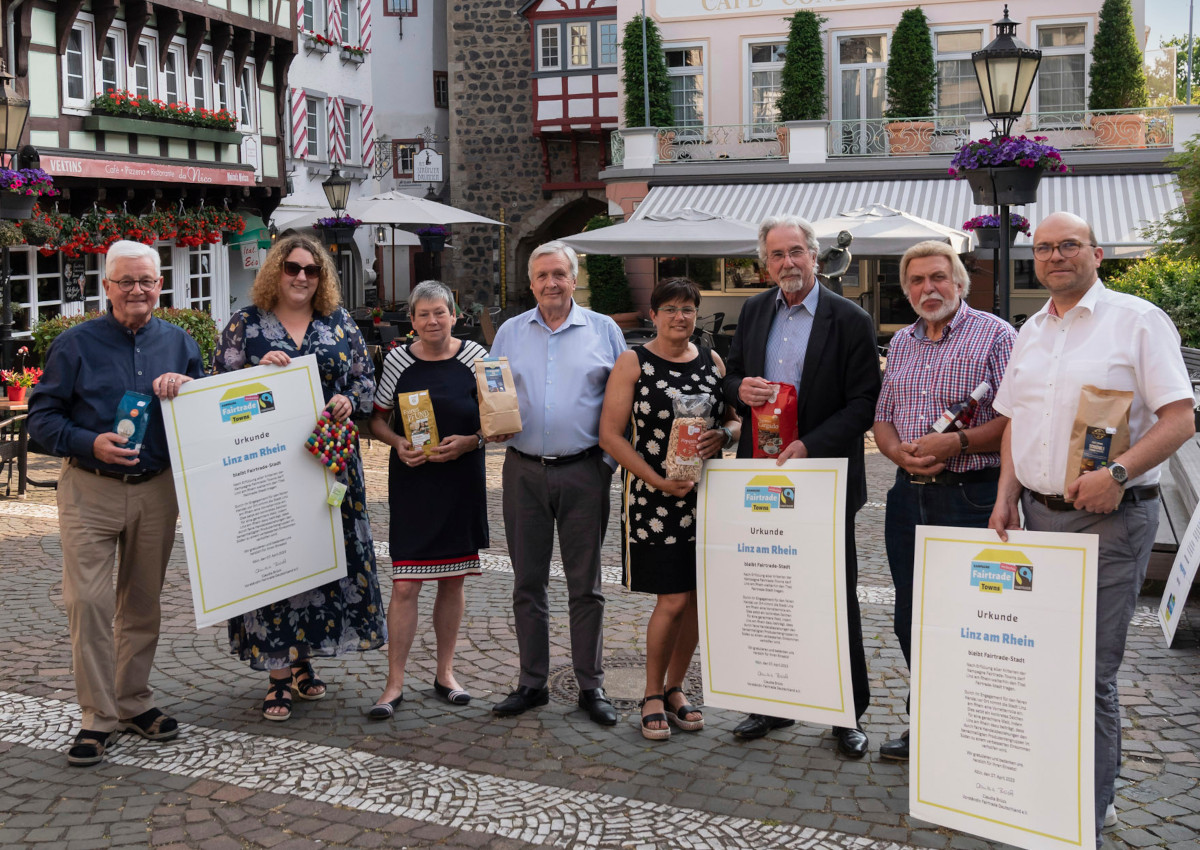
290, 660, 326, 701
263, 677, 293, 721
67, 729, 113, 766
664, 686, 704, 732
639, 694, 670, 741
120, 707, 179, 741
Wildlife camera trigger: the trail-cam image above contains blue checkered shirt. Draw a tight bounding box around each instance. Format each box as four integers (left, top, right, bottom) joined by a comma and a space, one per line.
764, 283, 820, 392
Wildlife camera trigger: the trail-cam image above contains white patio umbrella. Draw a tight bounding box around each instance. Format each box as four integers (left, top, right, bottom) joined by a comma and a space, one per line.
345, 190, 504, 226
558, 208, 759, 257
810, 203, 974, 255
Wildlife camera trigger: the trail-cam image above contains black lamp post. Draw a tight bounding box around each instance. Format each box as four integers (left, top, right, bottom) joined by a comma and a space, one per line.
0, 61, 30, 371
321, 163, 352, 216
972, 5, 1041, 322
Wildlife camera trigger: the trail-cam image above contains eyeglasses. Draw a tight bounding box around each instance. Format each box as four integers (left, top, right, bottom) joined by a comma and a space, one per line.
767, 247, 811, 264
1032, 240, 1094, 260
657, 306, 698, 318
282, 261, 322, 278
107, 278, 159, 292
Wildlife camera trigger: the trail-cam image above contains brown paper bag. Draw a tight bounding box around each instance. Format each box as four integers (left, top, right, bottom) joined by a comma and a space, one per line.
475, 357, 523, 437
398, 389, 440, 456
1064, 385, 1133, 492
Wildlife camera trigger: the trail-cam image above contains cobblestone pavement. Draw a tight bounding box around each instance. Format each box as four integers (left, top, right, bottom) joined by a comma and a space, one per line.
0, 440, 1197, 850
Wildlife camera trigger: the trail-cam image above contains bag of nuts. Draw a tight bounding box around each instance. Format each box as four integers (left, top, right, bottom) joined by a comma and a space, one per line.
664, 393, 714, 482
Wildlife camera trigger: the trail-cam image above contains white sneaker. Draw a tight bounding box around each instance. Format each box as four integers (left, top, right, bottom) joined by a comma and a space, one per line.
1104, 803, 1118, 828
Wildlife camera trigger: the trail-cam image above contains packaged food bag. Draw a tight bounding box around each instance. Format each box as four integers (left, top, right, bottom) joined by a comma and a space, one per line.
751, 382, 798, 459
398, 389, 440, 456
113, 391, 153, 451
474, 357, 523, 437
665, 393, 713, 481
1064, 385, 1133, 492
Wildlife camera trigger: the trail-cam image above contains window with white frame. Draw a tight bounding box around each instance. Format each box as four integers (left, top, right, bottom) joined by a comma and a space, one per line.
302, 0, 321, 32
599, 22, 618, 67
934, 30, 983, 129
569, 24, 590, 68
342, 0, 359, 43
238, 65, 257, 130
749, 42, 785, 133
385, 0, 415, 15
1035, 23, 1088, 117
344, 103, 361, 163
184, 246, 215, 314
190, 53, 212, 110
433, 71, 448, 108
538, 25, 560, 71
305, 96, 325, 159
665, 47, 705, 127
100, 32, 124, 94
156, 245, 177, 308
64, 25, 94, 107
392, 139, 420, 177
163, 46, 183, 104
133, 40, 154, 99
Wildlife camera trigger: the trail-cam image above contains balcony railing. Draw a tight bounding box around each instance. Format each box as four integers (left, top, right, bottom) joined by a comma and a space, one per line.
827, 116, 968, 158
995, 107, 1173, 151
657, 124, 786, 162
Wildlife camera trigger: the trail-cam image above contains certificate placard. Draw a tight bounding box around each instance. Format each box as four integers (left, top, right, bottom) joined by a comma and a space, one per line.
695, 458, 854, 727
1159, 501, 1200, 646
162, 355, 346, 628
911, 527, 1097, 850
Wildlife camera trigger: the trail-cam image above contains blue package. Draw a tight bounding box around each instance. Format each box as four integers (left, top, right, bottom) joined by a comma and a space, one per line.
113, 391, 153, 451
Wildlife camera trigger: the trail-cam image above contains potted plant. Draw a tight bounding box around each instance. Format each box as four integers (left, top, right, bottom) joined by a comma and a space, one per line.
316, 214, 362, 247
775, 11, 828, 156
580, 215, 637, 328
963, 212, 1031, 249
949, 135, 1068, 205
1088, 0, 1149, 147
884, 8, 936, 155
2, 364, 42, 403
416, 224, 448, 253
0, 168, 57, 220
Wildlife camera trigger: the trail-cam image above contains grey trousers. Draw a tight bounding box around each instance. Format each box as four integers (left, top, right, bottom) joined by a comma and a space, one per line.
502, 449, 611, 691
1022, 492, 1157, 849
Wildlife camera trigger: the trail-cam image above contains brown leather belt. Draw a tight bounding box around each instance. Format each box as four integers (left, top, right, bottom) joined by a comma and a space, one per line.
1028, 485, 1160, 512
69, 458, 166, 485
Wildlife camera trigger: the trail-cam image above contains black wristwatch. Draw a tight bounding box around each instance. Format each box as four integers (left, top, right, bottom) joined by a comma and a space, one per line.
476, 433, 486, 451
1107, 462, 1128, 485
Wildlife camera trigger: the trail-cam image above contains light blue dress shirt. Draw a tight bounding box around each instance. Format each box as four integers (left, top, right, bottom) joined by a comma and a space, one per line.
764, 282, 820, 392
490, 301, 626, 458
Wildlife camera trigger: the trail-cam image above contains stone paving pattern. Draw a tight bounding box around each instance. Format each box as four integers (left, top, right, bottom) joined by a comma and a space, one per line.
0, 438, 1197, 850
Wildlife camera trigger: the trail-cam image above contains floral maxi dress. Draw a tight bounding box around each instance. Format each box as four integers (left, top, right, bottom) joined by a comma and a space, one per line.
215, 305, 387, 671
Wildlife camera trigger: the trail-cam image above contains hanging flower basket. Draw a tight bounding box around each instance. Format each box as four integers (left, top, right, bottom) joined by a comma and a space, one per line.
962, 213, 1029, 249
949, 136, 1067, 206
962, 167, 1044, 206
0, 193, 35, 221
417, 225, 448, 253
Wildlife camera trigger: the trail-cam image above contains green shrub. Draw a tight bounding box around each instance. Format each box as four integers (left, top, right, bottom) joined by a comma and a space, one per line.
622, 15, 673, 128
1106, 256, 1200, 347
1088, 0, 1148, 110
32, 307, 219, 367
884, 8, 936, 119
581, 215, 634, 315
777, 12, 827, 122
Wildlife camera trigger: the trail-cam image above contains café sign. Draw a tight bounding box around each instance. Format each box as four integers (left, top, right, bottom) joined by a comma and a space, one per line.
655, 0, 865, 17
41, 155, 256, 186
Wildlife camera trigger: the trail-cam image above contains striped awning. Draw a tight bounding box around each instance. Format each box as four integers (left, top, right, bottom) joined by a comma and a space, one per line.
631, 173, 1181, 258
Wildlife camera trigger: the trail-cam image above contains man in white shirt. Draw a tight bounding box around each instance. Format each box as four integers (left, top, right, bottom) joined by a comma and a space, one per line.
989, 212, 1194, 847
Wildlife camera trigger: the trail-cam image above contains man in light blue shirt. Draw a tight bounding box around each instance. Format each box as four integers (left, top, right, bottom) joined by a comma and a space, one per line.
489, 241, 627, 725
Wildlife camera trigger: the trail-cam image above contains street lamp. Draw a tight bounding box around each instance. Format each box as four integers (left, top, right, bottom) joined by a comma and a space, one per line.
321, 164, 352, 216
972, 5, 1041, 321
0, 60, 30, 371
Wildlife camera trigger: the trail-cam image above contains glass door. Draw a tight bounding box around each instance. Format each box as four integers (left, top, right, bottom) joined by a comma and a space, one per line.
836, 34, 886, 155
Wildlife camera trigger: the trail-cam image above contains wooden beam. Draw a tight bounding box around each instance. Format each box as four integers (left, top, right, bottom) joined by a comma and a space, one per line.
92, 0, 119, 59
125, 2, 152, 64
232, 28, 254, 78
155, 5, 183, 71
14, 1, 34, 77
273, 38, 296, 87
54, 0, 86, 56
210, 22, 234, 63
185, 14, 208, 72
253, 34, 274, 83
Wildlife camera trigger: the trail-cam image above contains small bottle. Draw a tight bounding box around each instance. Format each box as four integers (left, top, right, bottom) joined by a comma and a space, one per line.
931, 381, 990, 434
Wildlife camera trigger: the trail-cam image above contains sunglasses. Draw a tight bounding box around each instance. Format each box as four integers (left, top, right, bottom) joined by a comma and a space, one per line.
282, 261, 321, 278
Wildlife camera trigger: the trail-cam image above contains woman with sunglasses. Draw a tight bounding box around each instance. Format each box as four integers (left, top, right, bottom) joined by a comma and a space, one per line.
598, 277, 740, 740
214, 234, 386, 721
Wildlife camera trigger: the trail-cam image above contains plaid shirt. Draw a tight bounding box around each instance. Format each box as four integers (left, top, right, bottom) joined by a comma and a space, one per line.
876, 300, 1016, 473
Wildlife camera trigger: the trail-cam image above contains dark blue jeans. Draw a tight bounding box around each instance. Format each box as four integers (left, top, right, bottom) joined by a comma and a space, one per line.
884, 468, 998, 671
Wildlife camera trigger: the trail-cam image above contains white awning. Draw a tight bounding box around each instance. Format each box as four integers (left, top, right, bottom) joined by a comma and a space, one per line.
632, 173, 1181, 258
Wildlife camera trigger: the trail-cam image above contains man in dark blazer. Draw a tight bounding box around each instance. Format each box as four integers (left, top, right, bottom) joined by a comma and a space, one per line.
721, 215, 881, 758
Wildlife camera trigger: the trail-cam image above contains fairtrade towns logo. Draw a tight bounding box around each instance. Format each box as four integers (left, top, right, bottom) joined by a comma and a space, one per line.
219, 382, 276, 424
743, 474, 795, 512
969, 548, 1034, 594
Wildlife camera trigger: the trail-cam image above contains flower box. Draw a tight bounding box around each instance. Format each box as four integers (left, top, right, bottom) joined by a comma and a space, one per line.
962, 166, 1044, 206
0, 193, 35, 221
303, 33, 333, 53
340, 48, 366, 65
83, 115, 242, 145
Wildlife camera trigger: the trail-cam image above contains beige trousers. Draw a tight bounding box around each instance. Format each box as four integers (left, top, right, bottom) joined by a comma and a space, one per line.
58, 463, 178, 732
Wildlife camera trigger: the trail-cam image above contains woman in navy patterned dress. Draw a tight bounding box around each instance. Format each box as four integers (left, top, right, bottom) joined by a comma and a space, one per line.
215, 234, 386, 721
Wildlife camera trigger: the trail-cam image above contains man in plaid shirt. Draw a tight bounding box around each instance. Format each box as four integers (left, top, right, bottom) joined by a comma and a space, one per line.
872, 240, 1016, 762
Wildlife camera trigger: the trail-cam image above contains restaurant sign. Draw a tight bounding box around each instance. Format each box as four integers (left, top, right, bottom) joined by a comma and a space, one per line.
41, 155, 256, 186
655, 0, 871, 18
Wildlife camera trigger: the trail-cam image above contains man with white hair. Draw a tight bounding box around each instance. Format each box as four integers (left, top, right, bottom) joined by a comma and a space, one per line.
489, 241, 626, 725
28, 240, 205, 766
873, 240, 1015, 761
722, 216, 880, 756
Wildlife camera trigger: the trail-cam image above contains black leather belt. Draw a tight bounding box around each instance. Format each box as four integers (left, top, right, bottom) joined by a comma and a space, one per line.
70, 458, 166, 485
509, 445, 601, 467
1029, 485, 1160, 512
908, 467, 1001, 486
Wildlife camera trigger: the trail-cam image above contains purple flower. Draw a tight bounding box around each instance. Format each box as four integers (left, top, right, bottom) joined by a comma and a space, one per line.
961, 213, 1031, 234
315, 215, 362, 228
949, 135, 1069, 177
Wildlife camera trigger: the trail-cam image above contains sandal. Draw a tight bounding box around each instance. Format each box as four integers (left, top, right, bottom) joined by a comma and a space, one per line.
262, 677, 293, 721
639, 694, 671, 741
290, 660, 327, 701
67, 729, 113, 767
120, 707, 179, 741
664, 686, 704, 732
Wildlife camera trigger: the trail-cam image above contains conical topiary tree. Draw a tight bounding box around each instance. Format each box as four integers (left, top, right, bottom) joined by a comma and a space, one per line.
1088, 0, 1148, 110
581, 215, 634, 314
622, 14, 673, 128
884, 7, 936, 119
777, 11, 827, 121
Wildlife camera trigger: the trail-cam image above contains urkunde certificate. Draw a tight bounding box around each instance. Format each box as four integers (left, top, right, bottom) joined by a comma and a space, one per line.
695, 458, 855, 727
162, 355, 346, 628
911, 527, 1098, 850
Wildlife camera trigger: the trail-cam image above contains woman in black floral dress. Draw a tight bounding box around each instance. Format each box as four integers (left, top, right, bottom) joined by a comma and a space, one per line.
599, 278, 740, 740
215, 234, 386, 721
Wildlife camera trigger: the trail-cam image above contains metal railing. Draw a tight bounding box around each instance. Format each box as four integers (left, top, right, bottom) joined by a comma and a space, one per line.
827, 116, 969, 158
996, 107, 1173, 151
656, 123, 786, 162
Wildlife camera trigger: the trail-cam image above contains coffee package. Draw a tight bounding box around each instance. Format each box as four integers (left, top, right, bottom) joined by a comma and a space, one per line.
751, 382, 798, 459
665, 393, 713, 482
1064, 385, 1133, 492
474, 357, 523, 438
398, 389, 440, 456
113, 391, 153, 451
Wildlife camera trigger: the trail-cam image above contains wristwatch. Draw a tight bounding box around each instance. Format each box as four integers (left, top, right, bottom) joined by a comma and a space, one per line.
476, 433, 486, 451
957, 431, 969, 453
1107, 462, 1128, 485
720, 426, 735, 449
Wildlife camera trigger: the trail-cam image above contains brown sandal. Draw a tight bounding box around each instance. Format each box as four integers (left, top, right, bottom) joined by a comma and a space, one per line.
120, 707, 179, 741
67, 729, 113, 766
